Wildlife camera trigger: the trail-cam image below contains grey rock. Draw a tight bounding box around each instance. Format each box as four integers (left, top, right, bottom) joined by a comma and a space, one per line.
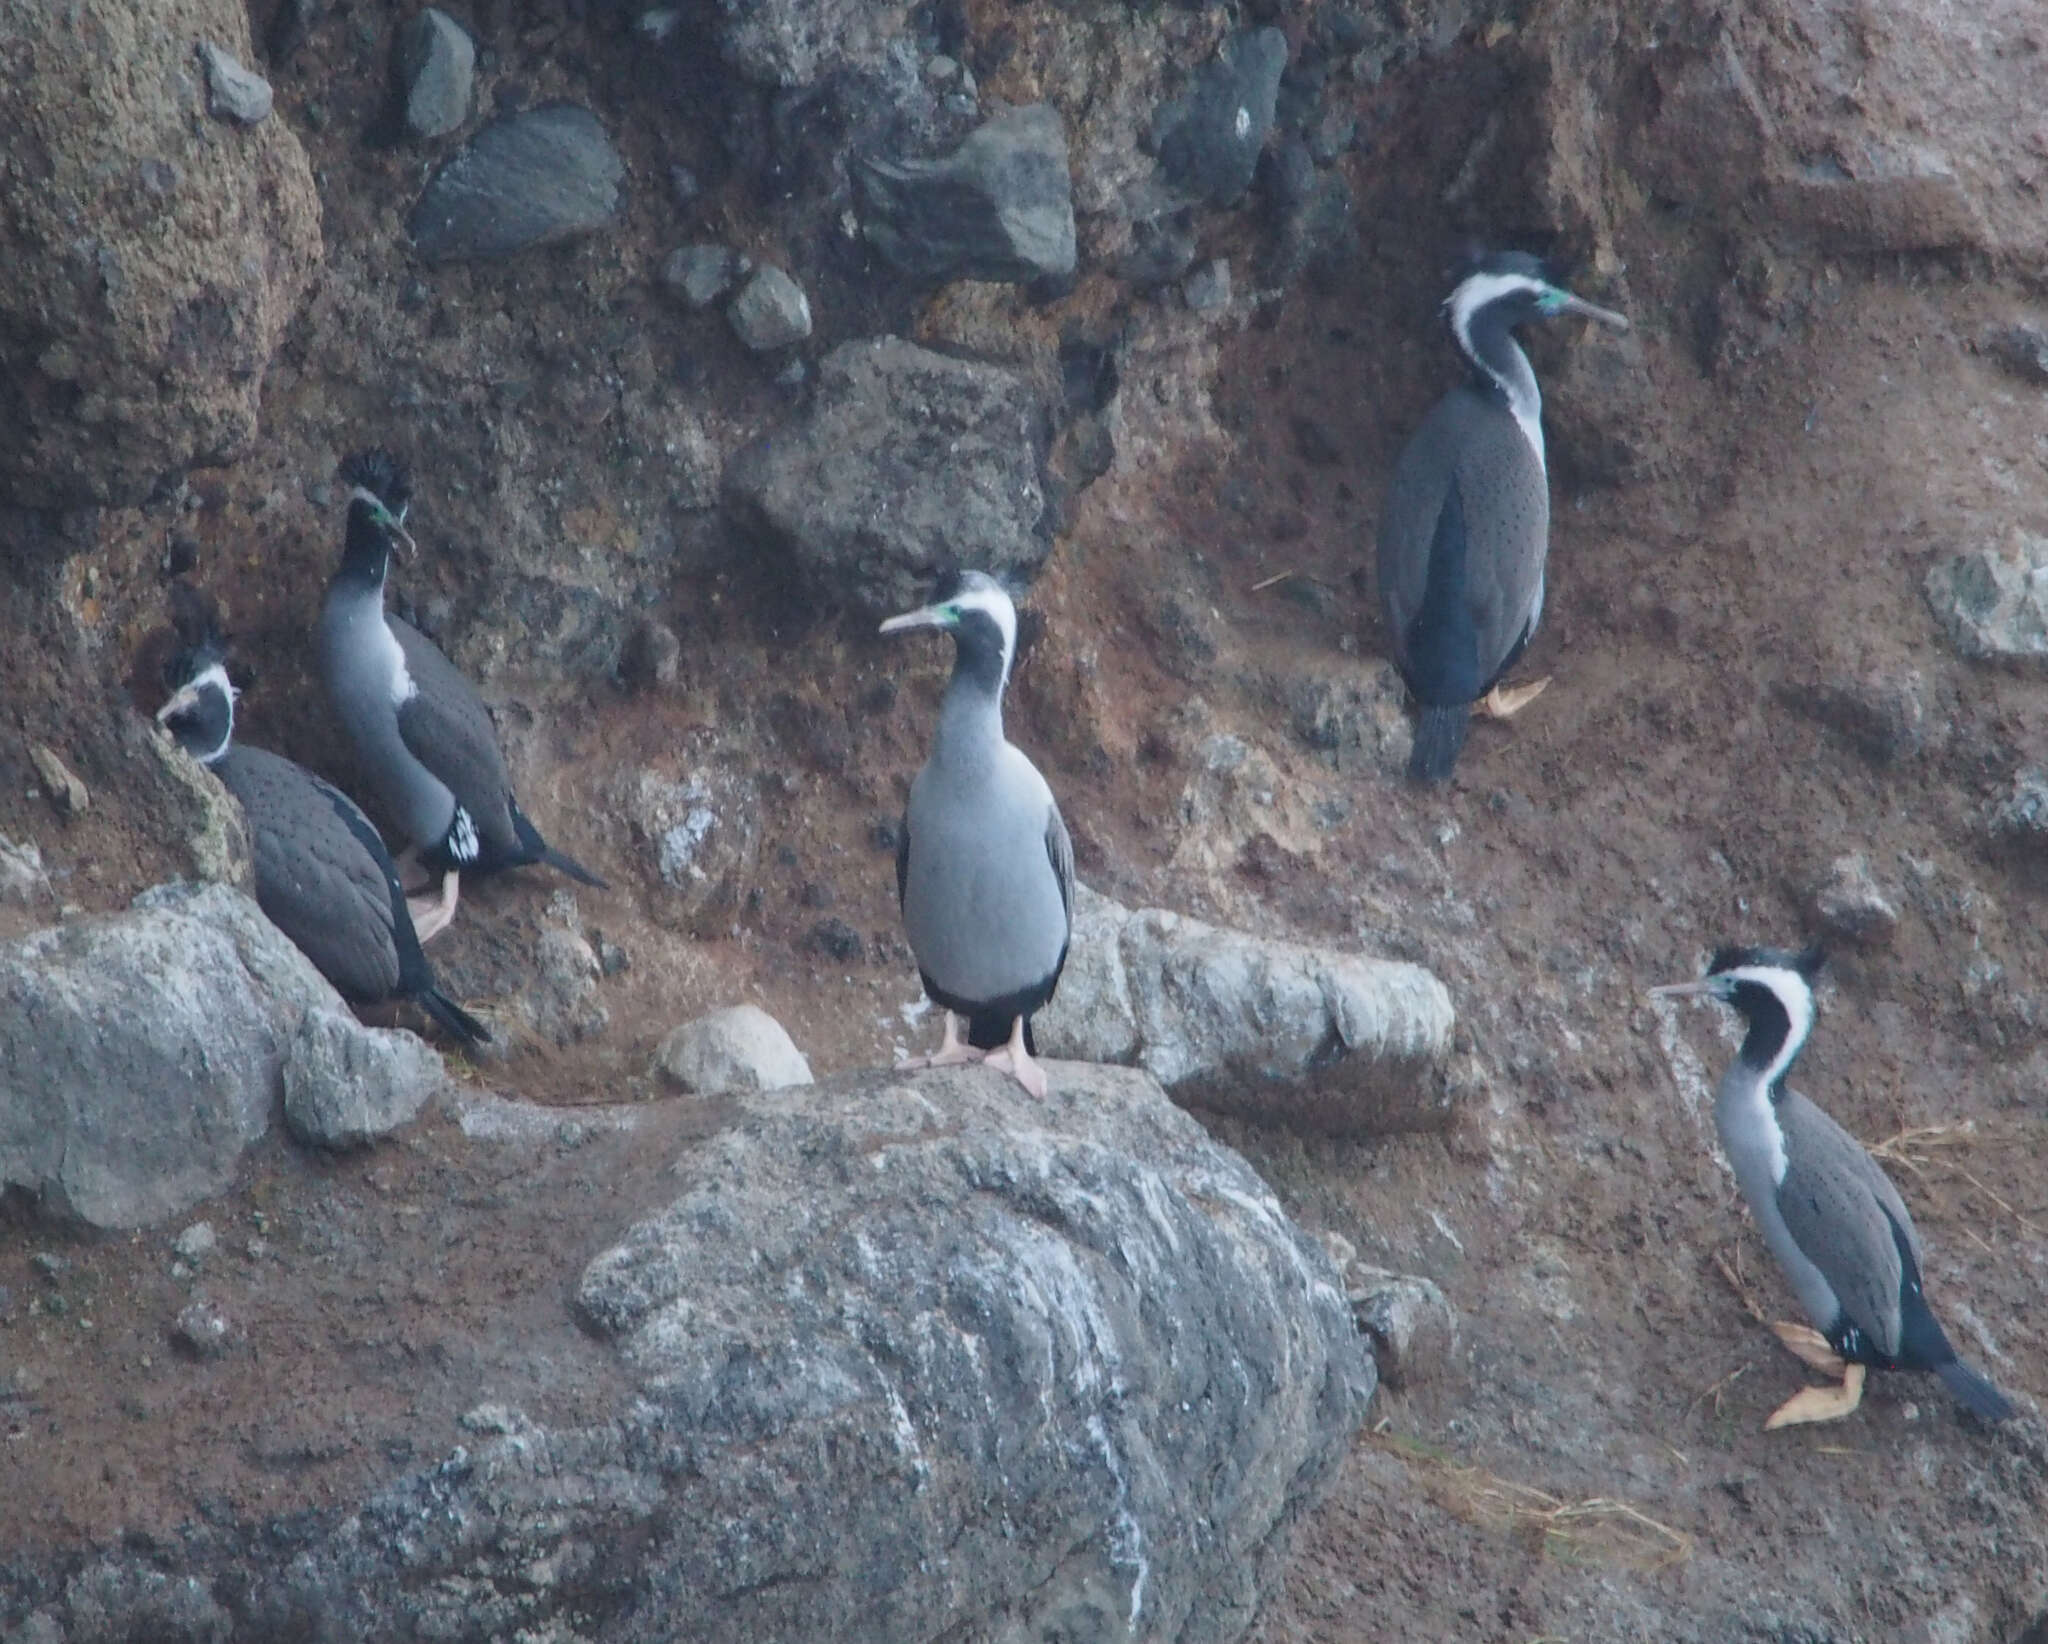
0, 834, 49, 905
727, 265, 814, 351
1924, 535, 2048, 666
145, 727, 256, 886
1346, 1266, 1457, 1391
0, 1066, 1365, 1639
661, 242, 745, 309
1183, 257, 1232, 312
1791, 666, 1929, 766
724, 336, 1053, 618
654, 1004, 813, 1095
197, 41, 273, 125
855, 102, 1078, 284
27, 741, 87, 814
282, 1007, 452, 1150
172, 1221, 218, 1264
1988, 768, 2048, 841
173, 1298, 232, 1359
0, 882, 336, 1228
621, 759, 761, 937
1811, 853, 1898, 946
1282, 662, 1414, 775
1118, 215, 1201, 287
1152, 27, 1288, 208
1035, 885, 1457, 1135
577, 1062, 1368, 1641
528, 922, 608, 1046
715, 0, 892, 87
1987, 322, 2048, 386
621, 615, 682, 691
394, 8, 476, 141
408, 104, 625, 263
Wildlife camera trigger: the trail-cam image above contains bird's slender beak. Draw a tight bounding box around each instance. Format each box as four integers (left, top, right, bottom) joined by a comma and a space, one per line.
1558, 293, 1630, 331
879, 604, 949, 636
350, 488, 415, 557
155, 684, 199, 725
1648, 979, 1714, 1000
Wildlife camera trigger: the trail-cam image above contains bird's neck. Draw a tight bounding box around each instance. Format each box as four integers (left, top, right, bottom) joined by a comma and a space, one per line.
932, 671, 1006, 771
1460, 317, 1545, 468
1735, 1008, 1801, 1099
336, 512, 393, 595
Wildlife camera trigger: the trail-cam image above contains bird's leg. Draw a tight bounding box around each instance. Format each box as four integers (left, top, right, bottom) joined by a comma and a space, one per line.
407, 869, 460, 944
393, 844, 435, 896
981, 1014, 1049, 1100
1770, 1321, 1848, 1374
899, 1012, 985, 1070
1475, 677, 1552, 718
1764, 1362, 1866, 1431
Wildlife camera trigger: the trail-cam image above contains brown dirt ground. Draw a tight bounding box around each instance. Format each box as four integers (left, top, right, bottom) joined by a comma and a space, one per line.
3, 7, 2046, 1638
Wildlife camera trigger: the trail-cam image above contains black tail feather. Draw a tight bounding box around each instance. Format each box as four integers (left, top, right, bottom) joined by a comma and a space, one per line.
1408, 702, 1469, 783
510, 801, 608, 888
1937, 1359, 2017, 1423
416, 986, 491, 1052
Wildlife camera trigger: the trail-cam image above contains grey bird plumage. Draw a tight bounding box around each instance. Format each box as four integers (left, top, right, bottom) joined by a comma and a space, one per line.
1378, 253, 1627, 783
883, 571, 1072, 1097
1655, 945, 2014, 1424
155, 642, 488, 1050
317, 450, 605, 923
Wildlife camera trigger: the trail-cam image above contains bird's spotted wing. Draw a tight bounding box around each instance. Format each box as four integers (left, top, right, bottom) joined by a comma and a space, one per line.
219, 747, 403, 1002
1045, 800, 1074, 933
1451, 407, 1550, 689
389, 617, 516, 844
1773, 1094, 1915, 1357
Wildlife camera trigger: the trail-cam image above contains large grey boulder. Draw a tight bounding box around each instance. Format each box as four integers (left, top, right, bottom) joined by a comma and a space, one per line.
0, 1065, 1366, 1641
577, 1062, 1369, 1642
0, 883, 334, 1227
724, 336, 1054, 617
408, 105, 625, 262
856, 102, 1078, 284
1036, 885, 1456, 1135
0, 0, 320, 509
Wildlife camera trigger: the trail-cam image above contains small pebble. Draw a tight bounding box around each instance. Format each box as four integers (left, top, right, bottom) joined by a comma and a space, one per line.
173, 1300, 232, 1360
173, 1222, 217, 1264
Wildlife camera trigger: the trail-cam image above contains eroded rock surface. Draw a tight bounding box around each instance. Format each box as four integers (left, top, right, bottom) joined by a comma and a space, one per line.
0, 0, 320, 508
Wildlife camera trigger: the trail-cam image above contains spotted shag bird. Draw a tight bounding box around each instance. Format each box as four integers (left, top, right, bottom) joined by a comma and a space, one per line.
1653, 946, 2015, 1429
156, 641, 489, 1051
882, 571, 1073, 1099
1377, 252, 1628, 783
317, 450, 605, 939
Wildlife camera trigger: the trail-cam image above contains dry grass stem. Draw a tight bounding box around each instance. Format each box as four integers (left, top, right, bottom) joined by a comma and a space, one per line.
1365, 1432, 1693, 1571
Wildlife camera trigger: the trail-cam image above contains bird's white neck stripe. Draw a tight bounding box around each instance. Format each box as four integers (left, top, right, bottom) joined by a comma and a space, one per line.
375, 617, 417, 707
1722, 963, 1815, 1092
1446, 273, 1548, 475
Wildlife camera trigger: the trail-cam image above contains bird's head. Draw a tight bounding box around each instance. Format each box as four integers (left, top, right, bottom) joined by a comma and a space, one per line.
155, 638, 238, 765
1445, 251, 1630, 347
879, 568, 1021, 691
338, 448, 416, 574
1650, 944, 1826, 1084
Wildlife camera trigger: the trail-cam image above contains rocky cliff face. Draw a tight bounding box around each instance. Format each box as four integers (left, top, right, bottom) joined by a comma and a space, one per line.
3, 0, 2047, 1639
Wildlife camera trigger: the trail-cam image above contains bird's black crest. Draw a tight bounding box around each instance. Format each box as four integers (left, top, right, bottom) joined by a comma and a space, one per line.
339, 448, 412, 514
926, 561, 967, 604
1705, 943, 1826, 981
